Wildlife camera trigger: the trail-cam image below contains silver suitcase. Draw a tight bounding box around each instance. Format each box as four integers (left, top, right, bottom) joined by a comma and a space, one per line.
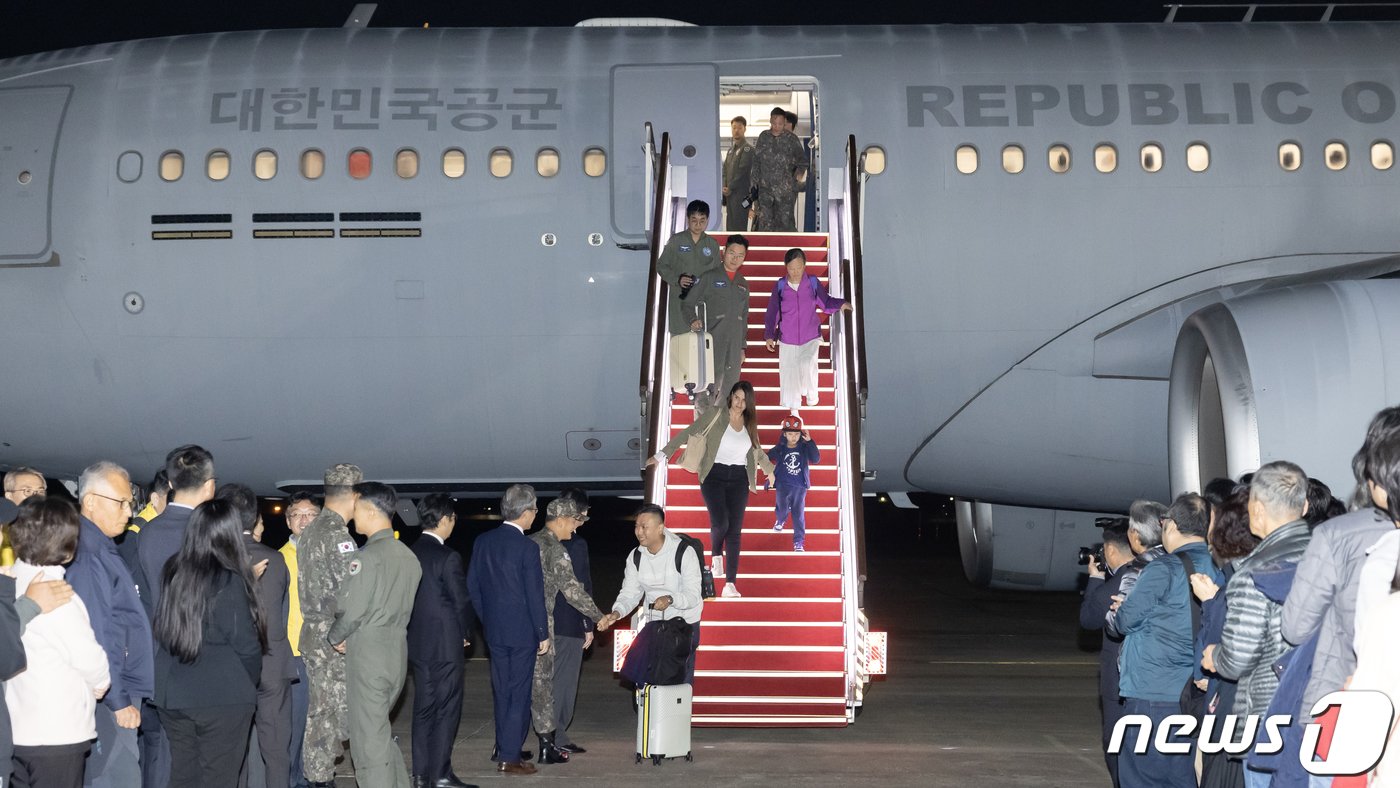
635, 683, 693, 765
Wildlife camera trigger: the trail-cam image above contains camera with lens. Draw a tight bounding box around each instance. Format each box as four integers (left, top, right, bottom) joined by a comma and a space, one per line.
1078, 543, 1105, 567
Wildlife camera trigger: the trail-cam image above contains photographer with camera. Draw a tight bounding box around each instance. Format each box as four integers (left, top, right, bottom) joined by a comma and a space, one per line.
1079, 521, 1134, 788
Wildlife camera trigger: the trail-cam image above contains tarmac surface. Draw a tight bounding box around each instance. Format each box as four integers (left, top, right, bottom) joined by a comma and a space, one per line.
326, 542, 1108, 787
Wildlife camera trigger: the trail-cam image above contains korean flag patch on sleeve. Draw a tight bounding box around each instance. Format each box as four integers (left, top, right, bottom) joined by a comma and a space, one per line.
337, 541, 356, 554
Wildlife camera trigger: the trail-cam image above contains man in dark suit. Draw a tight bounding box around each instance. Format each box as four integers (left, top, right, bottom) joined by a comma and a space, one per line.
408, 494, 478, 788
1079, 521, 1134, 788
466, 484, 549, 777
220, 484, 295, 788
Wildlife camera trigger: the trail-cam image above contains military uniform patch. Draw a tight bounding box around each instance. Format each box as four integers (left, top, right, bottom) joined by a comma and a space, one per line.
348, 559, 362, 576
337, 541, 356, 554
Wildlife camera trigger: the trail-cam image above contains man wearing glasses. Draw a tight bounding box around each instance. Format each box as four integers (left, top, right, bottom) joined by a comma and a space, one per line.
280, 491, 321, 788
70, 460, 153, 788
1, 467, 47, 566
527, 497, 610, 765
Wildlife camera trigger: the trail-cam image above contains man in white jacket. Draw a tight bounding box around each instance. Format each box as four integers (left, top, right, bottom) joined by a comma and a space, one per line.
601, 505, 704, 682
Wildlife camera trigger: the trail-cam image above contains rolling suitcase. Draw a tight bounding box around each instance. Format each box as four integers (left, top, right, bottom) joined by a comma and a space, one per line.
670, 302, 715, 401
635, 683, 693, 765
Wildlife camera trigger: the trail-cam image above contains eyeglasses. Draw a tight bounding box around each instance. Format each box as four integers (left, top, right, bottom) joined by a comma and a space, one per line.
573, 514, 590, 523
4, 486, 45, 498
286, 510, 319, 520
90, 492, 134, 511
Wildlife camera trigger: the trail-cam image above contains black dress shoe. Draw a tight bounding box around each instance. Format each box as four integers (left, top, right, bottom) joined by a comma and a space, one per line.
556, 742, 586, 754
433, 776, 478, 788
489, 746, 534, 762
411, 776, 427, 788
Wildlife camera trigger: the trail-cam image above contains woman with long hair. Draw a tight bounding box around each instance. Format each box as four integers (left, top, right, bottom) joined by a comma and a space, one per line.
151, 499, 266, 788
6, 497, 109, 788
649, 380, 773, 597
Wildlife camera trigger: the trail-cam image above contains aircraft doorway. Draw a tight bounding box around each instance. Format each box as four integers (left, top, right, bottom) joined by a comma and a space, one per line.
719, 80, 819, 233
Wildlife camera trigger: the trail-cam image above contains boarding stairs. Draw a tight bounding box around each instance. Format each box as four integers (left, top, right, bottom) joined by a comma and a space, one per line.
632, 132, 881, 727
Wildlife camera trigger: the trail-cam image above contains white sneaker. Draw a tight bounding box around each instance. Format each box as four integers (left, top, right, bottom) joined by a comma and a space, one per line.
805, 393, 819, 406
721, 584, 741, 598
773, 522, 784, 531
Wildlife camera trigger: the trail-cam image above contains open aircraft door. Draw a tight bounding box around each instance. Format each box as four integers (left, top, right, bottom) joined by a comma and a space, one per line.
0, 86, 71, 266
610, 64, 719, 245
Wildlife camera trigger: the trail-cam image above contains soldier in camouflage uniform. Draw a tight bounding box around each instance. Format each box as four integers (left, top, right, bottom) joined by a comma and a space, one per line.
328, 482, 421, 788
297, 463, 362, 787
527, 498, 609, 764
751, 107, 808, 232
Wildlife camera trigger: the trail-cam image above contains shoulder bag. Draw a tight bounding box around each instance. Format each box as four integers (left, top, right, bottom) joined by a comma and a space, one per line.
679, 409, 726, 474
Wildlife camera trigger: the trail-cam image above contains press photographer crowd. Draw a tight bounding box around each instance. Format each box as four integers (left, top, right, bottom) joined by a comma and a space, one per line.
1078, 406, 1400, 788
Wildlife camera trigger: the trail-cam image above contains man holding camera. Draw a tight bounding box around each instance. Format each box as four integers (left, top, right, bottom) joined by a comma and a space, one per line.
1080, 522, 1134, 788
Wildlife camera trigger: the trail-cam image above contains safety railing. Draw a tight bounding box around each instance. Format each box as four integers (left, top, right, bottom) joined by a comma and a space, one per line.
639, 131, 682, 506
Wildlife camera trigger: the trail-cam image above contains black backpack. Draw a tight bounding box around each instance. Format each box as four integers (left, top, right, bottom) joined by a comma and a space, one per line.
632, 533, 716, 600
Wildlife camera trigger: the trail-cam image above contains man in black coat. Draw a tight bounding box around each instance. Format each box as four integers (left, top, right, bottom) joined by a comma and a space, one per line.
220, 484, 295, 788
407, 495, 478, 788
1079, 522, 1135, 788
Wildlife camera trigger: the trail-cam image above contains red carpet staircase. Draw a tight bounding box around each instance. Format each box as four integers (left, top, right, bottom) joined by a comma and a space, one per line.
665, 233, 850, 726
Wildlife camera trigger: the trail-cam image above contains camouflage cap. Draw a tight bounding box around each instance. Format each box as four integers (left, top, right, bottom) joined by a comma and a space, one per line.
323, 463, 364, 487
546, 497, 585, 520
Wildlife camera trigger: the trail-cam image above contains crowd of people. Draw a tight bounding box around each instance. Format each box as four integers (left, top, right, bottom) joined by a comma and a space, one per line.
0, 449, 718, 788
1080, 406, 1400, 788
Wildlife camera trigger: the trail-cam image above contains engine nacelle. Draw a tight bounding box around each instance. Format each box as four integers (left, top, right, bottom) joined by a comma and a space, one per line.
1168, 280, 1400, 498
957, 500, 1116, 590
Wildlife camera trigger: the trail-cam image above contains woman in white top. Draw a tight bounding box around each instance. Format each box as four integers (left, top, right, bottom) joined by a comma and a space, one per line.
650, 381, 772, 596
6, 497, 110, 788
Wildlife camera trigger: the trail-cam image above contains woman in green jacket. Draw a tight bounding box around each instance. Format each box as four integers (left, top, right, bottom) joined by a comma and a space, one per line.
649, 381, 772, 597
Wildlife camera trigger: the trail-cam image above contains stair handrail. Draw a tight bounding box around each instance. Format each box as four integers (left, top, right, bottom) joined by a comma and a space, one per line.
640, 132, 676, 505
834, 135, 869, 590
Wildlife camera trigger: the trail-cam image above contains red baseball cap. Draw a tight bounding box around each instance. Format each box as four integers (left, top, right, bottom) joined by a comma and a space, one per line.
781, 416, 803, 432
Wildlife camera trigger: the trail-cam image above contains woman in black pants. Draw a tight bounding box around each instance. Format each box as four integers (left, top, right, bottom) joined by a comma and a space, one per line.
152, 499, 266, 788
652, 380, 772, 597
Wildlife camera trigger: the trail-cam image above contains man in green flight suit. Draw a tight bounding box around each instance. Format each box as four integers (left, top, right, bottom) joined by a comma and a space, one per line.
527, 497, 611, 765
328, 481, 422, 788
722, 116, 754, 232
656, 200, 723, 396
684, 234, 751, 408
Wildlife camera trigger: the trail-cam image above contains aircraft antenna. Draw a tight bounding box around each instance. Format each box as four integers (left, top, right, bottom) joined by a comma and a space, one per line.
344, 3, 377, 28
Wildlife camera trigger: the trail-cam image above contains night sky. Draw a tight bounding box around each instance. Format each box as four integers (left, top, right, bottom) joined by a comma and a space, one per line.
2, 0, 1376, 59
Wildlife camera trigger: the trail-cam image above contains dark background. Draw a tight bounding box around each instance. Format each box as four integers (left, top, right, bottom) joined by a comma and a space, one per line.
4, 1, 1391, 59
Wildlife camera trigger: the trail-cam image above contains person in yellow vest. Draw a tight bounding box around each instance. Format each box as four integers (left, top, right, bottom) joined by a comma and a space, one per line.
2, 467, 48, 567
133, 469, 169, 525
280, 491, 321, 788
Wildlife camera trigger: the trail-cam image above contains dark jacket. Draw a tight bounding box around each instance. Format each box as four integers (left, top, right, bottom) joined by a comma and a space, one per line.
1114, 541, 1222, 702
154, 571, 262, 710
1080, 563, 1128, 699
1215, 519, 1311, 720
1104, 544, 1167, 637
68, 516, 154, 711
133, 503, 195, 620
466, 524, 548, 648
408, 532, 477, 663
1280, 507, 1392, 713
767, 438, 820, 490
554, 536, 595, 639
244, 533, 295, 684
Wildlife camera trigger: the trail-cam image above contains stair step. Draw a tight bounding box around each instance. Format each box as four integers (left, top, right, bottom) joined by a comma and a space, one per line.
671, 531, 841, 552
692, 700, 850, 718
662, 508, 840, 532
672, 409, 836, 428
715, 576, 842, 597
697, 648, 845, 672
693, 672, 847, 699
691, 714, 850, 728
698, 621, 844, 647
665, 487, 839, 509
700, 597, 843, 621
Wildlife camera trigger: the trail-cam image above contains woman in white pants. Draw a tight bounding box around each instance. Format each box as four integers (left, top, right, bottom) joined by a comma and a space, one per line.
761, 248, 852, 413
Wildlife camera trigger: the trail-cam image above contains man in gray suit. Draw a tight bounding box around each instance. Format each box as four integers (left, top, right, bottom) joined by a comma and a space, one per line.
220, 484, 295, 788
722, 116, 753, 232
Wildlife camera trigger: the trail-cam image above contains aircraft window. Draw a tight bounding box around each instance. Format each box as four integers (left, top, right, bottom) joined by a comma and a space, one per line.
1325, 142, 1348, 171
1372, 141, 1394, 170
396, 149, 419, 179
1048, 144, 1071, 173
1186, 143, 1210, 173
206, 151, 230, 181
348, 149, 372, 180
536, 148, 560, 178
1278, 142, 1302, 171
490, 148, 513, 178
1094, 144, 1117, 173
862, 146, 886, 176
254, 150, 277, 180
159, 151, 184, 182
583, 147, 607, 177
443, 148, 466, 178
954, 145, 978, 174
1001, 145, 1024, 174
301, 149, 325, 180
1140, 144, 1163, 173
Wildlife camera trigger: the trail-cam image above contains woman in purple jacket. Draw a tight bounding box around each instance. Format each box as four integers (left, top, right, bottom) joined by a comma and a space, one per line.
762, 248, 852, 413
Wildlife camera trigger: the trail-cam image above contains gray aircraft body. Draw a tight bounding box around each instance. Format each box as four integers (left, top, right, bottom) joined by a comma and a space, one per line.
4, 21, 1400, 588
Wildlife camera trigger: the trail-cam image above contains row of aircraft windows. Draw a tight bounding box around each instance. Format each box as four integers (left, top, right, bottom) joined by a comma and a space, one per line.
954, 140, 1397, 175
154, 147, 609, 183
